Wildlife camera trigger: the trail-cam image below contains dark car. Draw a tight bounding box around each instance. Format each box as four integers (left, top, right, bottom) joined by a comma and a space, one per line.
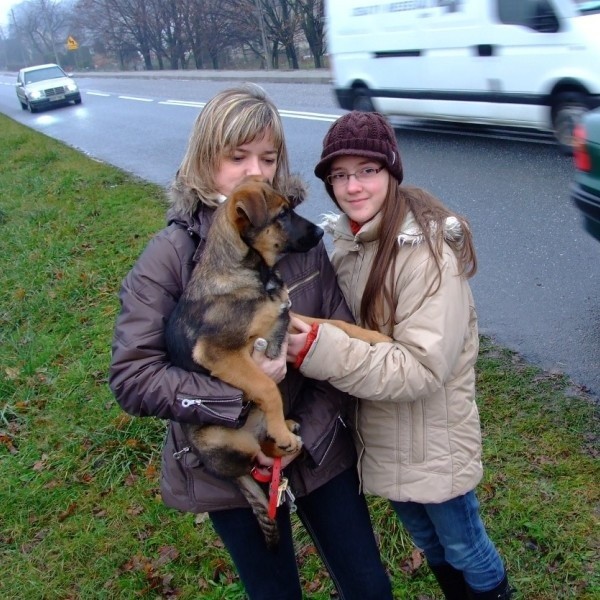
572, 108, 600, 242
16, 63, 82, 113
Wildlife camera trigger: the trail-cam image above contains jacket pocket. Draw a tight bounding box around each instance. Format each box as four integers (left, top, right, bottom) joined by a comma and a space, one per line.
174, 394, 251, 428
409, 399, 426, 464
309, 416, 345, 467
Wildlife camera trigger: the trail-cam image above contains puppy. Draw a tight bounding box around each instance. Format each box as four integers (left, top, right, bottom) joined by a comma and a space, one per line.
166, 176, 391, 547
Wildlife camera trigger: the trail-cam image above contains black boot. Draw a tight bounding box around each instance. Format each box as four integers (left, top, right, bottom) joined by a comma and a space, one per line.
429, 563, 469, 600
466, 574, 514, 599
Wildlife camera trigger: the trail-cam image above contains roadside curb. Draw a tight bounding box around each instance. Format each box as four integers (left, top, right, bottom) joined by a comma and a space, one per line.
70, 68, 331, 85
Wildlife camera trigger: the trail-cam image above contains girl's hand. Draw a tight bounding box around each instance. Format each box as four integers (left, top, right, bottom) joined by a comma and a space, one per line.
252, 336, 288, 383
287, 315, 311, 362
252, 448, 301, 479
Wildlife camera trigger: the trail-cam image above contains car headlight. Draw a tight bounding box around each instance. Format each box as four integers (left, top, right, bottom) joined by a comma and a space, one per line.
66, 82, 78, 92
29, 90, 44, 100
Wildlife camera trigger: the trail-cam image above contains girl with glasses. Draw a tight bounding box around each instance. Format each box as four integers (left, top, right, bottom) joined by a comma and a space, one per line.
288, 111, 513, 600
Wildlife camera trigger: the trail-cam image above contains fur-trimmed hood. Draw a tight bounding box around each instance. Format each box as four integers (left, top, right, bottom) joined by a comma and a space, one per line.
167, 174, 308, 222
320, 211, 466, 253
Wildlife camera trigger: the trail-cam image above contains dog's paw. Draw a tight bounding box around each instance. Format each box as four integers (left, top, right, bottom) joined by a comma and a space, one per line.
274, 431, 302, 455
285, 419, 301, 435
265, 343, 281, 360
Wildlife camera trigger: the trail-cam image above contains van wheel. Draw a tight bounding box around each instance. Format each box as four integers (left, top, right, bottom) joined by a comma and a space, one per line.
552, 92, 588, 155
352, 88, 375, 112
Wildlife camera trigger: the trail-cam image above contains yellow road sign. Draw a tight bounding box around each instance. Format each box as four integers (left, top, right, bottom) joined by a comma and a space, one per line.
67, 36, 79, 51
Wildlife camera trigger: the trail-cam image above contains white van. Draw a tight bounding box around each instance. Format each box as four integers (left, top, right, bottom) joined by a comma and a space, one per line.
325, 0, 600, 152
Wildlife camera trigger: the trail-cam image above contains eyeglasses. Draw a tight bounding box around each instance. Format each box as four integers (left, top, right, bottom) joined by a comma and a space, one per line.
326, 166, 384, 186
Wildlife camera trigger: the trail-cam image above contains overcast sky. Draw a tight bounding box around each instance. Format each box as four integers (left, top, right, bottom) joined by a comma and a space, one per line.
0, 0, 20, 27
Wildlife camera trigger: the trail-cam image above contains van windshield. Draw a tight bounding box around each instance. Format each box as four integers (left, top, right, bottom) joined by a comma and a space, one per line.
574, 1, 600, 14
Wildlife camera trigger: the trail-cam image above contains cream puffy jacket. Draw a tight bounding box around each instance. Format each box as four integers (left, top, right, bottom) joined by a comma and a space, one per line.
299, 211, 483, 504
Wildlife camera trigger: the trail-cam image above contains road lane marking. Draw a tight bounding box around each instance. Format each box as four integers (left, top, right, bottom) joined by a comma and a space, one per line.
160, 100, 206, 108
118, 95, 153, 102
278, 111, 337, 122
279, 110, 339, 119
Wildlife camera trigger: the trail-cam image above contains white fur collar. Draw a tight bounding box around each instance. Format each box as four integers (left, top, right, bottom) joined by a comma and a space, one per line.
319, 212, 464, 246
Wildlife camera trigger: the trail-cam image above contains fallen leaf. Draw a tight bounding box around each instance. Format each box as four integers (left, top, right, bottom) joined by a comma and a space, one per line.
5, 367, 19, 380
58, 503, 77, 522
152, 545, 179, 569
400, 548, 424, 575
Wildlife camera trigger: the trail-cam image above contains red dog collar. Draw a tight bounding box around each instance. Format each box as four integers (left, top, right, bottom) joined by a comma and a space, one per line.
251, 465, 272, 483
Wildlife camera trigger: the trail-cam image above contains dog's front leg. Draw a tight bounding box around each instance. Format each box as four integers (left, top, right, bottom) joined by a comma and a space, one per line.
290, 312, 393, 344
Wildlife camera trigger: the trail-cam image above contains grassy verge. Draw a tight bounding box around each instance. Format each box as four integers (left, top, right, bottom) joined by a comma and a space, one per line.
0, 114, 598, 599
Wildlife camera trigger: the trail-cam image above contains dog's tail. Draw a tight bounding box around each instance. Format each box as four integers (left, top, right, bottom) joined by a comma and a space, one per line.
236, 474, 279, 550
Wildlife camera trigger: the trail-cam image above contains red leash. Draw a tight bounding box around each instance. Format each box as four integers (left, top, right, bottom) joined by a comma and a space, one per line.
267, 457, 282, 519
250, 457, 283, 519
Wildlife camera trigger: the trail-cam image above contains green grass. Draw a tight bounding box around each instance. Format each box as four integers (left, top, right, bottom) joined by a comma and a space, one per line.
0, 114, 598, 599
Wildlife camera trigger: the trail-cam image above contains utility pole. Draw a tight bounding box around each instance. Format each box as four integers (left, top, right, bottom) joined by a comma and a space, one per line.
254, 0, 271, 70
11, 8, 27, 66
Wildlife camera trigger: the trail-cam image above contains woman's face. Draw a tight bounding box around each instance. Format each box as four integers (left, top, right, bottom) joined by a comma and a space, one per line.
329, 156, 389, 225
214, 130, 278, 197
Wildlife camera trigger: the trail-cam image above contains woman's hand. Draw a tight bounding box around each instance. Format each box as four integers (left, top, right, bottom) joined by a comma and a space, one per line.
252, 448, 301, 479
252, 336, 288, 383
287, 315, 311, 363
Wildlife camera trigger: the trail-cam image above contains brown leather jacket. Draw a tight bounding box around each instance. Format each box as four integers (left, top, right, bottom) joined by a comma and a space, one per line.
109, 187, 356, 513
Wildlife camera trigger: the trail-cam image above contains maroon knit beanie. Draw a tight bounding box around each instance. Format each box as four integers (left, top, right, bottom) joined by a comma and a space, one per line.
314, 111, 403, 199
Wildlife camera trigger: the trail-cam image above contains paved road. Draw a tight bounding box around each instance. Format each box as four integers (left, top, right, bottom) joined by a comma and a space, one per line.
1, 68, 598, 400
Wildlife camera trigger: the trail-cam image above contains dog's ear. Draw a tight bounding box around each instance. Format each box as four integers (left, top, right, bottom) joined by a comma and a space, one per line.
280, 174, 307, 209
232, 187, 269, 230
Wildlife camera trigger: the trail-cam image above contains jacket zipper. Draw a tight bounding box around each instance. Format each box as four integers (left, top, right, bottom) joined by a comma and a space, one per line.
287, 270, 320, 295
177, 395, 247, 423
180, 398, 202, 408
314, 416, 345, 467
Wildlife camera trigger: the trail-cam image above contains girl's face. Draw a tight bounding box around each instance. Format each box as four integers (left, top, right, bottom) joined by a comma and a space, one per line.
214, 130, 278, 197
329, 156, 389, 225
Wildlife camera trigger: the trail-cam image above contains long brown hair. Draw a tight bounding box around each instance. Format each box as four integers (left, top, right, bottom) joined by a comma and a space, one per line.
360, 182, 477, 331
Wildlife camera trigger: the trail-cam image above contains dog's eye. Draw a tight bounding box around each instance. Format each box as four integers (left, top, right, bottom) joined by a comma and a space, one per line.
277, 208, 290, 220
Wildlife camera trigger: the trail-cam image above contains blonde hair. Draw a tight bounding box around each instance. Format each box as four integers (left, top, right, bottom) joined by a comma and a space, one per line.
175, 84, 290, 208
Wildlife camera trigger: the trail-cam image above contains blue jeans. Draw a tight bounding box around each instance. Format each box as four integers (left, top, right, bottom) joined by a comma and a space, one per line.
391, 490, 506, 593
210, 467, 392, 600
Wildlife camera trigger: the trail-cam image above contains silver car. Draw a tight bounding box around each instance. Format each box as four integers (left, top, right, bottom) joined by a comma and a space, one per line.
16, 63, 82, 113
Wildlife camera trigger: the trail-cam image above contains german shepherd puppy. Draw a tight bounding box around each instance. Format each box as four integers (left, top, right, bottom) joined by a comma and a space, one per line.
166, 176, 391, 548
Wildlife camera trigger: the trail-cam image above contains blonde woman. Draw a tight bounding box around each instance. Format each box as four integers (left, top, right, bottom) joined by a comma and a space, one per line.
109, 87, 392, 600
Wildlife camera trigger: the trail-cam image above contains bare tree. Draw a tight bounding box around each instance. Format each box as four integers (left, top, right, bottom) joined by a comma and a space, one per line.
69, 0, 322, 71
261, 0, 301, 69
13, 0, 71, 65
178, 0, 204, 69
228, 0, 269, 68
155, 0, 187, 69
76, 0, 156, 69
197, 0, 238, 70
296, 0, 325, 68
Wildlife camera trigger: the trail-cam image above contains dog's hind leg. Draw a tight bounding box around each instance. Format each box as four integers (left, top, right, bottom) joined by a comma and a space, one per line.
197, 349, 301, 456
